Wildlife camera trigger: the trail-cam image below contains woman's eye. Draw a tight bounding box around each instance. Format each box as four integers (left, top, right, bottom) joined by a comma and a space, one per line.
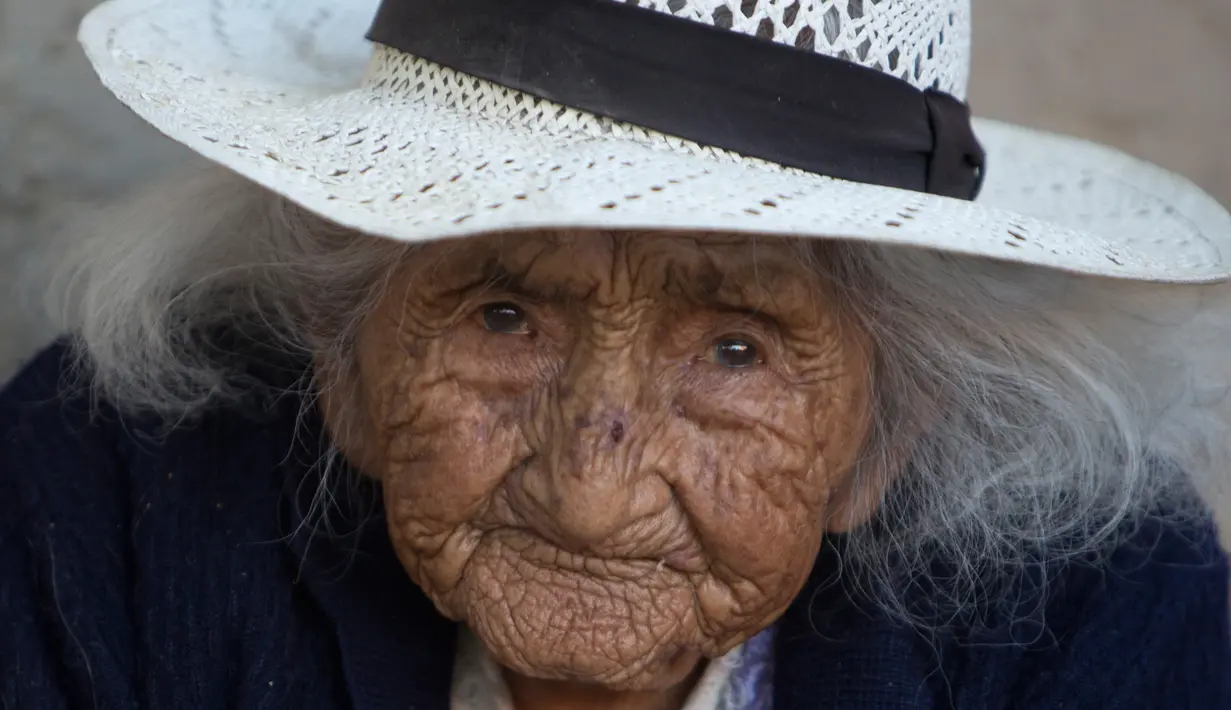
481, 302, 530, 335
712, 337, 760, 368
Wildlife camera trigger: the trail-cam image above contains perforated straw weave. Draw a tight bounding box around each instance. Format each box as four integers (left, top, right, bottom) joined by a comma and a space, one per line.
78, 0, 1231, 283
615, 0, 970, 98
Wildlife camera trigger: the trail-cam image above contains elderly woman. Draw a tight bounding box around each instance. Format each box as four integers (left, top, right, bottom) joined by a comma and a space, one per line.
4, 0, 1231, 708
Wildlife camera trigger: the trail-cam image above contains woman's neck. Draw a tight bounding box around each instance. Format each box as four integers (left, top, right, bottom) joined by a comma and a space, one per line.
503, 663, 704, 710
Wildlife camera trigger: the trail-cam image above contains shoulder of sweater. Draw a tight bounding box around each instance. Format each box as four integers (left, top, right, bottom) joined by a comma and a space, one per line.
1, 339, 124, 496
1, 337, 310, 521
1045, 511, 1229, 630
0, 340, 356, 710
1, 338, 92, 421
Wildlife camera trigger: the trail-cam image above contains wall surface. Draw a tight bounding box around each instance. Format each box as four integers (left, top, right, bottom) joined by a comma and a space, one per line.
970, 0, 1231, 207
0, 0, 188, 376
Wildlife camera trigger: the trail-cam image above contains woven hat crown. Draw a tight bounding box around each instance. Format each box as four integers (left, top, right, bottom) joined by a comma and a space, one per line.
620, 0, 971, 98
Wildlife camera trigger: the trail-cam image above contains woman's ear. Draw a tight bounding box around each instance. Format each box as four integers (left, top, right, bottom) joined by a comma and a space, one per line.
314, 349, 386, 479
822, 402, 933, 534
822, 445, 909, 533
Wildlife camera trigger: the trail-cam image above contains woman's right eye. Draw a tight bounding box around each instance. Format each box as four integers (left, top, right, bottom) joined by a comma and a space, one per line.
711, 336, 761, 369
481, 302, 531, 335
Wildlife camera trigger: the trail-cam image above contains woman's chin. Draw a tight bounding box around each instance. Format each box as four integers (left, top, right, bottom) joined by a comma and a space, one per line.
467, 598, 708, 691
498, 644, 706, 693
443, 533, 718, 690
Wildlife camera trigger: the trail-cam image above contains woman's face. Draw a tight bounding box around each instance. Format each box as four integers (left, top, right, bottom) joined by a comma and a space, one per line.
330, 231, 876, 690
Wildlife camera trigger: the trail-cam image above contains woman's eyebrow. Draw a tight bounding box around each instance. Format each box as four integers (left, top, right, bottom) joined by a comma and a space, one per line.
470, 258, 576, 303
687, 260, 810, 322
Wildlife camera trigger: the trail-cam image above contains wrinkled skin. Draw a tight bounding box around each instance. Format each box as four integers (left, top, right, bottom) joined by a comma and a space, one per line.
324, 231, 877, 704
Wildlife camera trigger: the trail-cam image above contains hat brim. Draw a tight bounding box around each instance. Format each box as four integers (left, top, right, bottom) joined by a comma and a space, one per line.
80, 0, 1231, 283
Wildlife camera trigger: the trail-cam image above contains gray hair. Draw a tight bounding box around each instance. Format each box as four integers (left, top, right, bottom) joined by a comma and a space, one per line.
42, 165, 1231, 625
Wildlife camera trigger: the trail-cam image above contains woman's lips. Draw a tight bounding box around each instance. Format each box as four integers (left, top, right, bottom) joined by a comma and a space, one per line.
483, 464, 711, 575
483, 527, 703, 579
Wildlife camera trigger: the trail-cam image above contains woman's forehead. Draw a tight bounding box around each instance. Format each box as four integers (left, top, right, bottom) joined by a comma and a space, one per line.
407, 230, 823, 305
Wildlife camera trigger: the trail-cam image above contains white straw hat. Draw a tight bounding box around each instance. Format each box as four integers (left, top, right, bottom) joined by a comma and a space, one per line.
79, 0, 1231, 283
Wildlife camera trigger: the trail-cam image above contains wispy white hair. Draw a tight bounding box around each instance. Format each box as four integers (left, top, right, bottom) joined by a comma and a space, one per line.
41, 165, 1231, 624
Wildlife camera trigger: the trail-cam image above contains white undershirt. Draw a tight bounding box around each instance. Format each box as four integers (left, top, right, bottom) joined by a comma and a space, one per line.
450, 626, 748, 710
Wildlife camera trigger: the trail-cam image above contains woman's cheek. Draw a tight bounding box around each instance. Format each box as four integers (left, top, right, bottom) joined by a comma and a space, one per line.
671, 364, 806, 436
440, 322, 560, 393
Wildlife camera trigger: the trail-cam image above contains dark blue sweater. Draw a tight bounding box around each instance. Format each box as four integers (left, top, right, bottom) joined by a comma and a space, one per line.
2, 341, 1229, 710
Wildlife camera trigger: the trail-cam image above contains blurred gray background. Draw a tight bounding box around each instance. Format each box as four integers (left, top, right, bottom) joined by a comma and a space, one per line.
2, 0, 1229, 377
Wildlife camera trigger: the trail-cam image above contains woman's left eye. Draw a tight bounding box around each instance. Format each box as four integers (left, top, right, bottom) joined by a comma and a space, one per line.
712, 337, 761, 368
481, 302, 531, 335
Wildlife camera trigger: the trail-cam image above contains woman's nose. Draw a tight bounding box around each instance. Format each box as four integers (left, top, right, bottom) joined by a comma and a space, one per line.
519, 333, 658, 551
574, 408, 628, 447
547, 407, 634, 545
517, 403, 659, 553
